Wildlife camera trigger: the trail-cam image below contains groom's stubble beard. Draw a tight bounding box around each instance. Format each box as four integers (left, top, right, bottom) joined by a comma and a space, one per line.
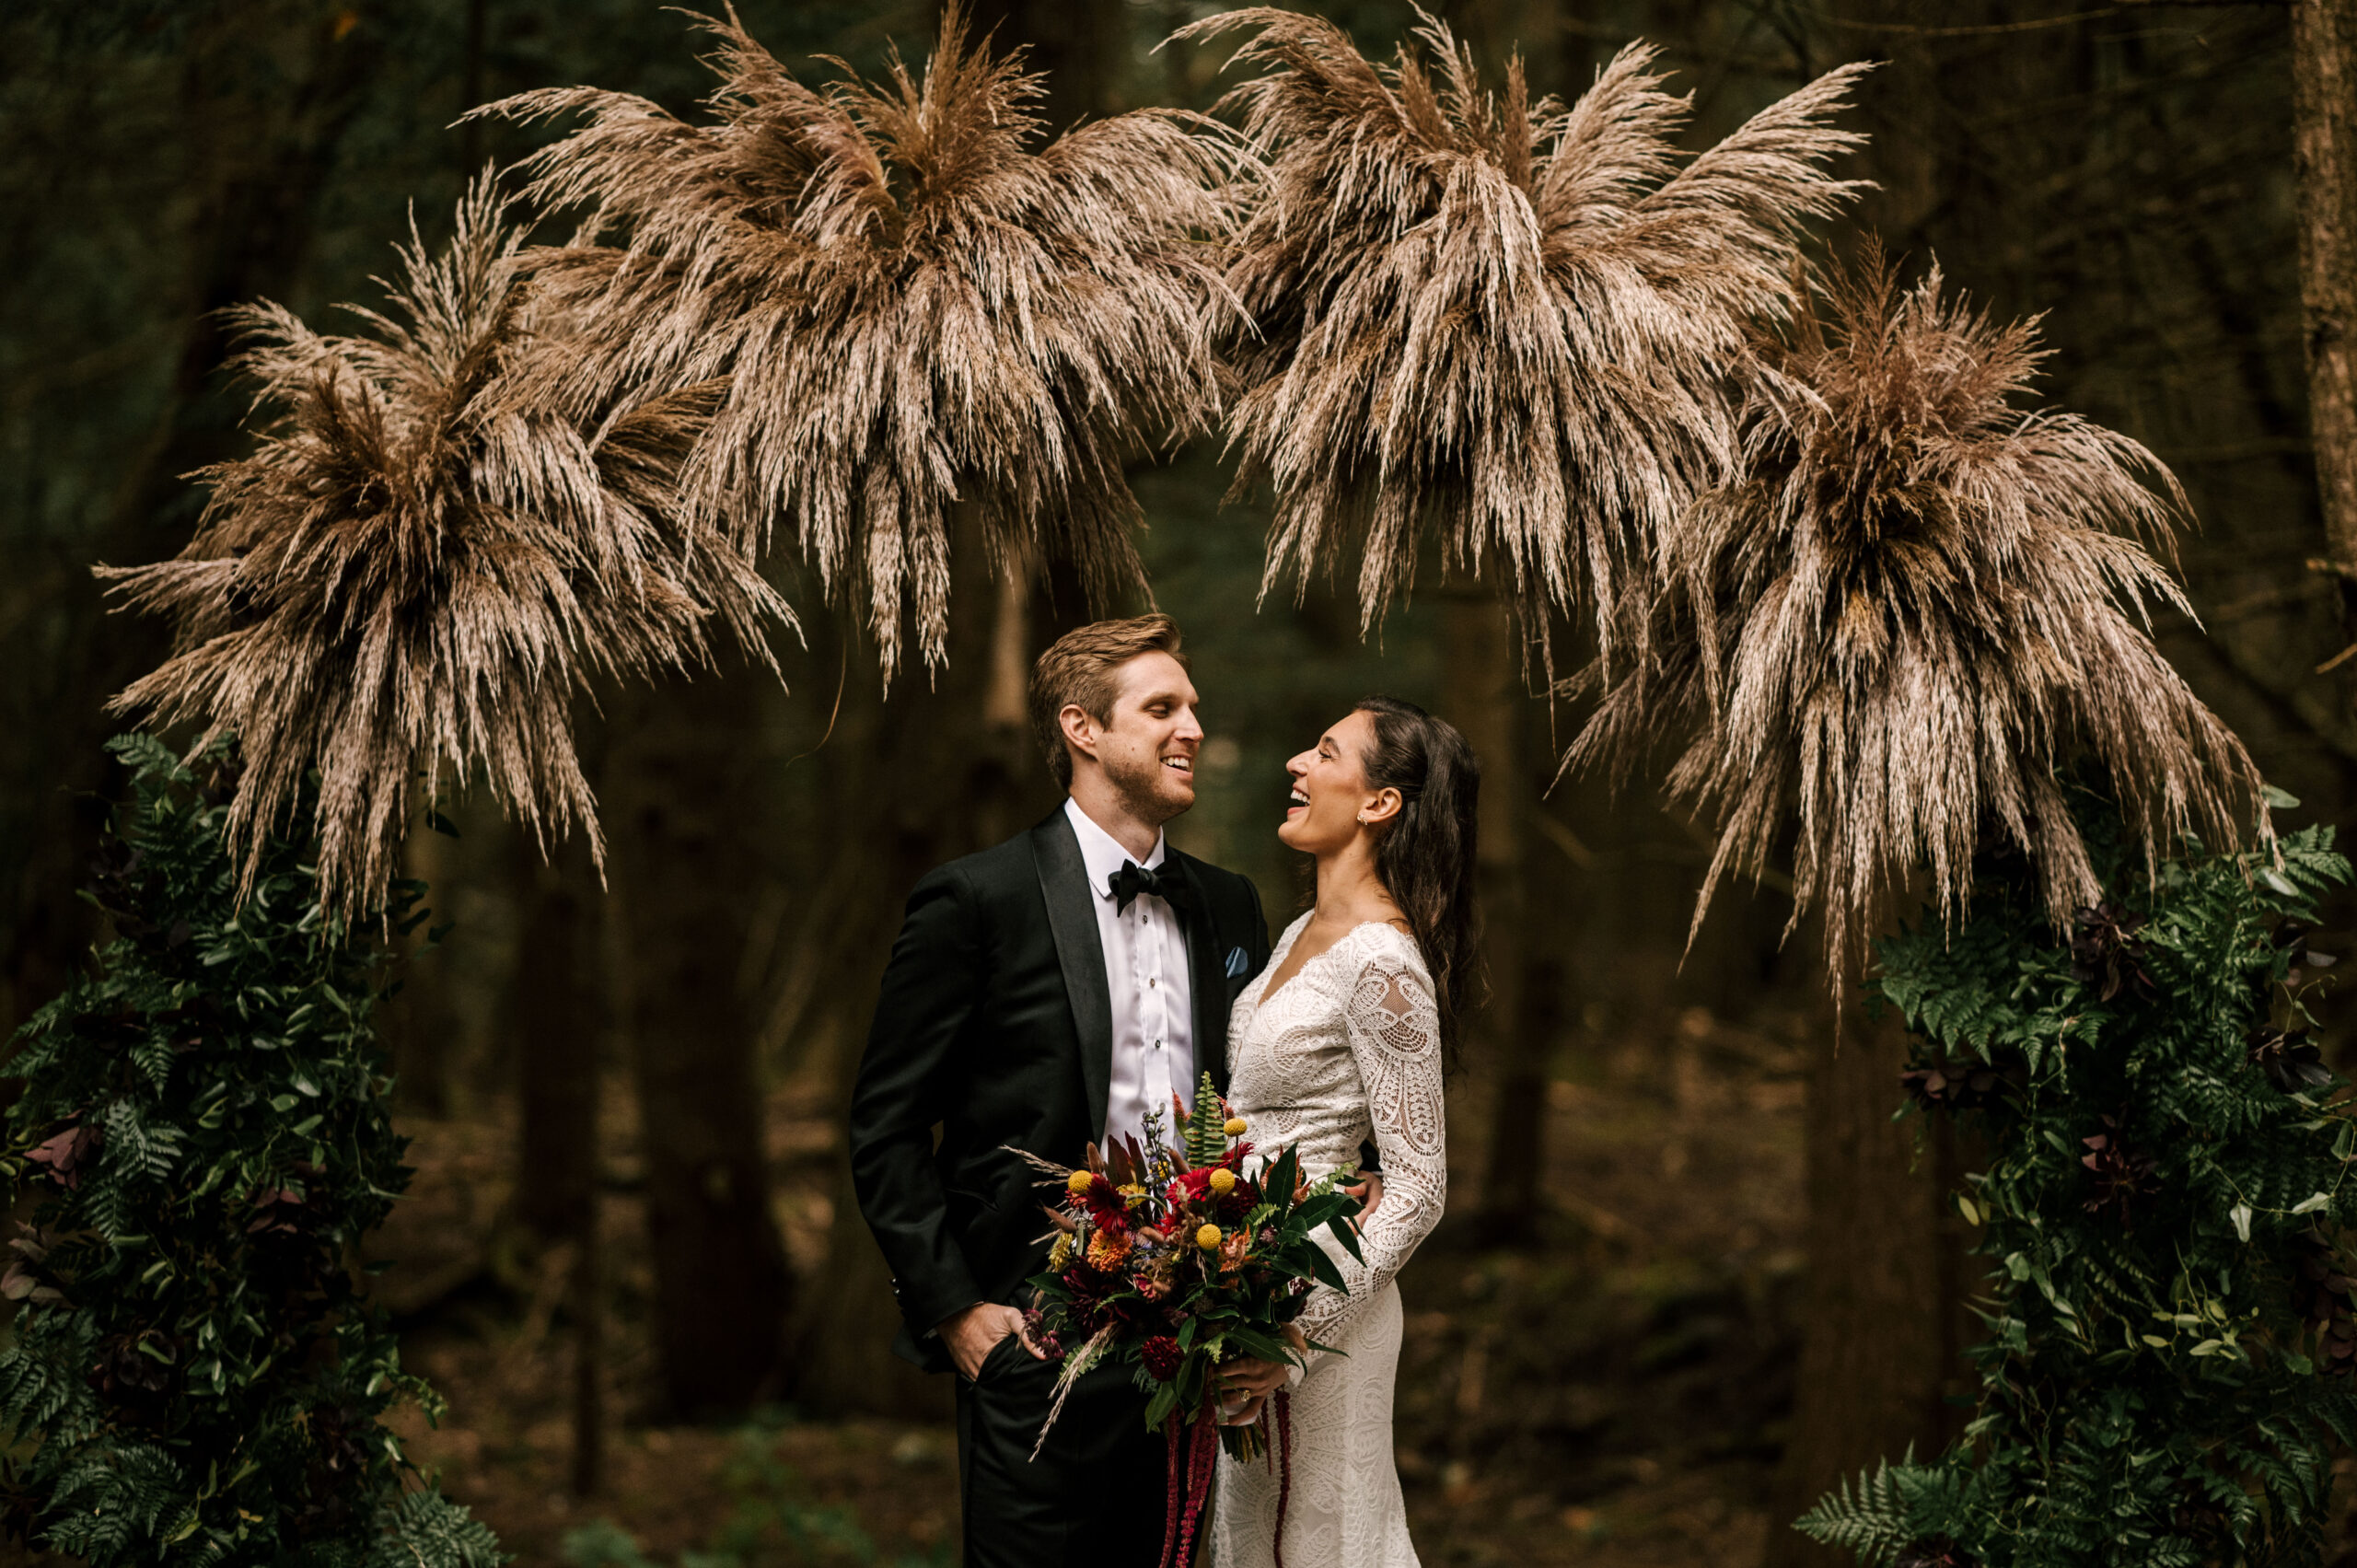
1104, 744, 1191, 829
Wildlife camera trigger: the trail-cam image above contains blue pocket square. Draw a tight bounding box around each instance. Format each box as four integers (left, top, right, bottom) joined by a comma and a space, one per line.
1225, 946, 1250, 979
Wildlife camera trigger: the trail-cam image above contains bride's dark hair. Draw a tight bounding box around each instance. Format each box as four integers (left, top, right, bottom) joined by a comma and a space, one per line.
1353, 696, 1482, 1061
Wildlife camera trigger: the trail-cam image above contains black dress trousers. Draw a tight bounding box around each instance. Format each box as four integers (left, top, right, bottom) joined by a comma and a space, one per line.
954, 1337, 1168, 1568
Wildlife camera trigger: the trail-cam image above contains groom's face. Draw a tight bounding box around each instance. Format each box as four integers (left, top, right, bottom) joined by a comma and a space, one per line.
1082, 651, 1203, 823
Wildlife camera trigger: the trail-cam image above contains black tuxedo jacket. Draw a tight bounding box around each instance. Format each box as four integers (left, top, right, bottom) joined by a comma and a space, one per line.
849, 807, 1272, 1372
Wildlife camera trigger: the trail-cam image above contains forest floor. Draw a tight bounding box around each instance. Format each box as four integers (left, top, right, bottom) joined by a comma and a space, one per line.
381, 1000, 1818, 1568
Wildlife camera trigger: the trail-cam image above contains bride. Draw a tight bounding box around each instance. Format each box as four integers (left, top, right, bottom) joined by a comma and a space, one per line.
1209, 696, 1479, 1568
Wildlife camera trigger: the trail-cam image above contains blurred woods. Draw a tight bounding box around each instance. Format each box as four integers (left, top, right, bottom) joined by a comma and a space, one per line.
3, 1, 2352, 1564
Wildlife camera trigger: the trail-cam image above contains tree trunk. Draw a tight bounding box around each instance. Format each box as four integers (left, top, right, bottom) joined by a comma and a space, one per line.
1416, 0, 1559, 1246
607, 659, 795, 1420
962, 0, 1115, 127
459, 0, 490, 169
570, 1207, 606, 1497
789, 539, 1054, 1419
512, 833, 599, 1246
1442, 591, 1548, 1242
2293, 0, 2357, 611
1751, 16, 2026, 1560
0, 6, 381, 1044
507, 828, 605, 1489
387, 825, 458, 1117
1761, 995, 1962, 1568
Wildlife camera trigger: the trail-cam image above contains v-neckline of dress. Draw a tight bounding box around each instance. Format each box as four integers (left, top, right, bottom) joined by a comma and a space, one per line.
1255, 916, 1401, 1011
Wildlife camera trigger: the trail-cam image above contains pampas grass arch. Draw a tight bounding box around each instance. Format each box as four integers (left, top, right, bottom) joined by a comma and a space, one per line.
100, 177, 792, 923
1567, 245, 2270, 984
1184, 6, 1870, 671
478, 6, 1242, 687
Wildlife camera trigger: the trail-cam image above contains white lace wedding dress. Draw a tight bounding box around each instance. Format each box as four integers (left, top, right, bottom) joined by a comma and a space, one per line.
1207, 914, 1446, 1568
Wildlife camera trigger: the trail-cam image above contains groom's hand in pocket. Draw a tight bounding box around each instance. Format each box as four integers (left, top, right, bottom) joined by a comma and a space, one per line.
939, 1302, 1043, 1381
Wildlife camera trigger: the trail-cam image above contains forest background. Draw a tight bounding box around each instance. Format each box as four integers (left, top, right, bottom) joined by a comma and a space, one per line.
5, 1, 2354, 1565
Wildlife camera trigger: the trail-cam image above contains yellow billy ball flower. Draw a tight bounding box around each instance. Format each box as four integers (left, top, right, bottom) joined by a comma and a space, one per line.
1195, 1224, 1224, 1251
1067, 1169, 1095, 1195
1223, 1118, 1248, 1137
1209, 1168, 1237, 1196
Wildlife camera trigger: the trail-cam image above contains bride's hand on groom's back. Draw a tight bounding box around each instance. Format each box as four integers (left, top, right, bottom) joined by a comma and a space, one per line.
938, 1302, 1043, 1381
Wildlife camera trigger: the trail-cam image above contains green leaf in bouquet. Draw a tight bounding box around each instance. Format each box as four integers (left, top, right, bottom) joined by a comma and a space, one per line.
1265, 1147, 1300, 1208
1189, 1072, 1226, 1167
1257, 1255, 1316, 1285
1144, 1381, 1179, 1428
1304, 1245, 1350, 1293
1324, 1214, 1364, 1263
1178, 1317, 1198, 1350
1178, 1352, 1212, 1412
1292, 1192, 1352, 1228
1225, 1326, 1294, 1365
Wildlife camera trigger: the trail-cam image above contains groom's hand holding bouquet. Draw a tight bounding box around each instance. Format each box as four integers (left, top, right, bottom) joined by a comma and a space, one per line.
1018, 1074, 1364, 1568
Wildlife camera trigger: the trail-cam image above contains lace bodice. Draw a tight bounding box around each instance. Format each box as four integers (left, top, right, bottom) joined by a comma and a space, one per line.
1225, 912, 1446, 1369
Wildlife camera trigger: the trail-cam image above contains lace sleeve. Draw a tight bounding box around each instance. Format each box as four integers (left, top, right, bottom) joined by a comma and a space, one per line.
1290, 941, 1446, 1379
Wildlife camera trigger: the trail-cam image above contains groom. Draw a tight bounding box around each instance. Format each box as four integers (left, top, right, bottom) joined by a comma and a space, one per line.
849, 614, 1273, 1567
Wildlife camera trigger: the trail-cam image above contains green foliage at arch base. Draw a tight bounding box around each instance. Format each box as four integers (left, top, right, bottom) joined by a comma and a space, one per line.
0, 734, 502, 1567
1797, 796, 2357, 1568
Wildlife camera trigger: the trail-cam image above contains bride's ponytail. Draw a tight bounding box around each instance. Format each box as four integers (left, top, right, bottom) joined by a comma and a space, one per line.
1354, 697, 1483, 1064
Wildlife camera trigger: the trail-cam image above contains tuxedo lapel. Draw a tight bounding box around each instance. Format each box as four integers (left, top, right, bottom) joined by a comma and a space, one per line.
1168, 856, 1227, 1095
1031, 812, 1114, 1143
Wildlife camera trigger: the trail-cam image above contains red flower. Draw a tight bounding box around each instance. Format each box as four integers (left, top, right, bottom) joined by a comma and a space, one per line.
1142, 1335, 1182, 1381
1065, 1288, 1106, 1336
1168, 1157, 1261, 1217
1068, 1173, 1129, 1230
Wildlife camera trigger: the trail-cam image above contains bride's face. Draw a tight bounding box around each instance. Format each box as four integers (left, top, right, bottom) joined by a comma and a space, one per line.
1280, 710, 1393, 854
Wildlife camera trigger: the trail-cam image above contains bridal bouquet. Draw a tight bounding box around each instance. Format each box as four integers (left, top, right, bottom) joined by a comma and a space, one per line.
1020, 1074, 1363, 1568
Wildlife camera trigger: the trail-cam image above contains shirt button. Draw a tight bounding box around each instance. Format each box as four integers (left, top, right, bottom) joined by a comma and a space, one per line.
1149, 978, 1157, 988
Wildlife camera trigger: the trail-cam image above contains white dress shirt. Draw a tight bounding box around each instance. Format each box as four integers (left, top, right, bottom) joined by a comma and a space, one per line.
1063, 796, 1196, 1155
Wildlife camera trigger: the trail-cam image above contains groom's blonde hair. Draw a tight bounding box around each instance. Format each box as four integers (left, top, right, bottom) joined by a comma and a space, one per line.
1029, 615, 1189, 788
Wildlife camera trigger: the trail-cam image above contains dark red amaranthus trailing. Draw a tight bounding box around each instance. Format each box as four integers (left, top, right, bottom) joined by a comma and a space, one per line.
1159, 1406, 1223, 1568
1271, 1389, 1294, 1568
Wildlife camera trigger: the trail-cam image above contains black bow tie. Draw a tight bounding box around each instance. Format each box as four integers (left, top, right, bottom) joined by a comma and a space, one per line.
1109, 860, 1190, 915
